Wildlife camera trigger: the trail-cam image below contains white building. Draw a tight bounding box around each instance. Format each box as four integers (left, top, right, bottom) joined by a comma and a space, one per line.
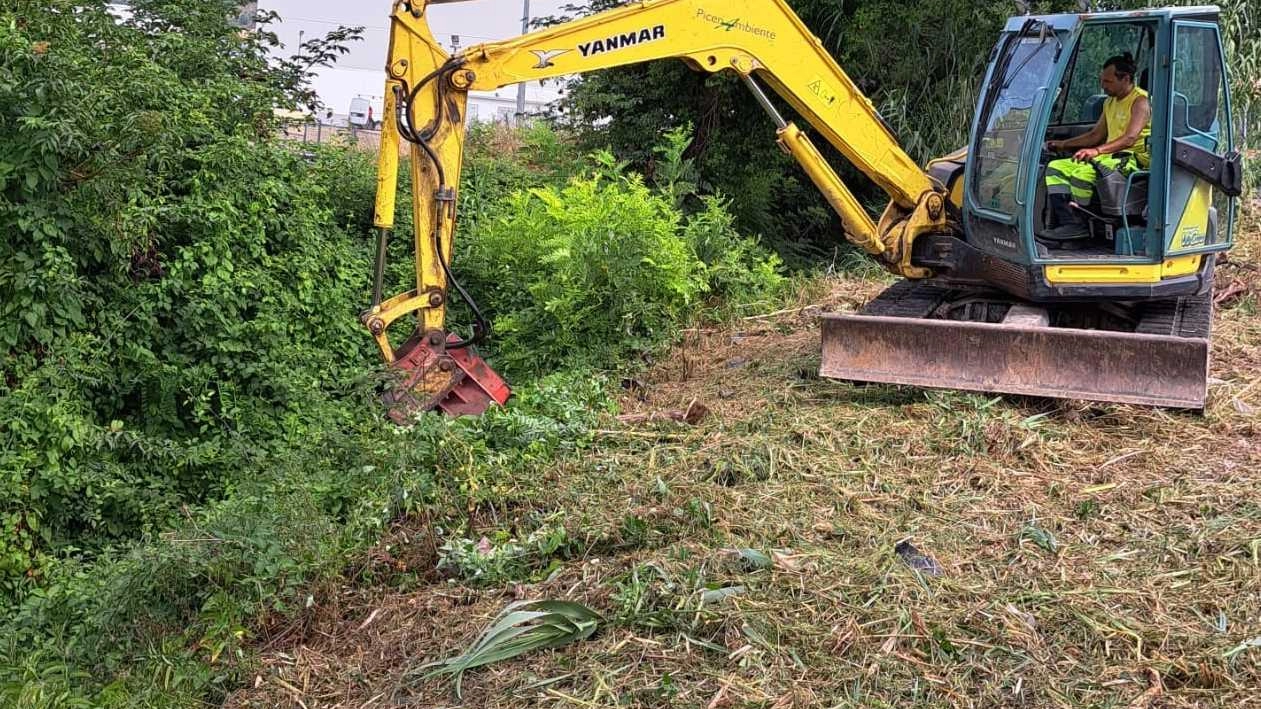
260, 1, 568, 126
465, 86, 562, 126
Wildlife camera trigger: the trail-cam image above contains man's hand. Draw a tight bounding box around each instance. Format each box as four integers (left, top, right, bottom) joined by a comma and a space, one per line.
1045, 139, 1064, 152
1073, 147, 1101, 162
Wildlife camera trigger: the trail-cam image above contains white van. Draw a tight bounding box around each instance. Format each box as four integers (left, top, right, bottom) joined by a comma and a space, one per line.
348, 96, 382, 129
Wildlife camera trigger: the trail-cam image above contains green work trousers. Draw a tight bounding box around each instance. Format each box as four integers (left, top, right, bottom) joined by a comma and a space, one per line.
1045, 154, 1138, 203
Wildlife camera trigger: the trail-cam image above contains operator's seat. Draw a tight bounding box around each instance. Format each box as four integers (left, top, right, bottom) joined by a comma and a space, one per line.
1071, 89, 1154, 251
1083, 94, 1107, 124
1060, 160, 1149, 255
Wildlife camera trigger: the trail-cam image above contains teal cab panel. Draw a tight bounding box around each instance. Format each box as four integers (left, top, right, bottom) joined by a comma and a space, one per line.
945, 5, 1242, 302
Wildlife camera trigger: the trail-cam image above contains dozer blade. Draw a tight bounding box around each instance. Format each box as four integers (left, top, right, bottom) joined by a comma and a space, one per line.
818, 285, 1211, 409
383, 332, 511, 422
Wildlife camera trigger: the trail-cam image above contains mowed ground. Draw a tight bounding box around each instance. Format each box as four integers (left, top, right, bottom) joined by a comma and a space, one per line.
229, 213, 1260, 709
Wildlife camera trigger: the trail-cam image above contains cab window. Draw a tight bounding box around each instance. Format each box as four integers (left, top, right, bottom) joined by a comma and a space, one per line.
1172, 23, 1226, 146
1050, 23, 1153, 127
972, 35, 1060, 215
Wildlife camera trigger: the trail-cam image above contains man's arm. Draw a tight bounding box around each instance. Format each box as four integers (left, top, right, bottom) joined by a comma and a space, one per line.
1047, 115, 1106, 153
1071, 96, 1150, 162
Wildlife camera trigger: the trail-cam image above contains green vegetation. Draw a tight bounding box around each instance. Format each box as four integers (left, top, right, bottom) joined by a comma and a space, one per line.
461, 138, 786, 376
2, 0, 1258, 707
1, 0, 374, 598
0, 2, 787, 705
419, 600, 602, 699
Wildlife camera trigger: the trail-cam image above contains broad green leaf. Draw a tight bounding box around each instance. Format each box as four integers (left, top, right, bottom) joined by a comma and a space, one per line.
420, 600, 601, 699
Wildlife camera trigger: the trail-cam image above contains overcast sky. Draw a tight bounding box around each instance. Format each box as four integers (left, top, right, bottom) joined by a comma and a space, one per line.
260, 0, 572, 113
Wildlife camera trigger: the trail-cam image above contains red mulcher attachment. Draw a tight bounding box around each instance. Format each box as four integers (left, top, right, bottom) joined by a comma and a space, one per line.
382, 331, 511, 423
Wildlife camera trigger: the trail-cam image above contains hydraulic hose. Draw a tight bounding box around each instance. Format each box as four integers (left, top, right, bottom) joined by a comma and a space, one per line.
395, 58, 489, 349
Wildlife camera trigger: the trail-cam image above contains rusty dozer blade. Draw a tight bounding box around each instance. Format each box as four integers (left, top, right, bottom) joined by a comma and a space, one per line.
383, 331, 511, 422
818, 285, 1211, 409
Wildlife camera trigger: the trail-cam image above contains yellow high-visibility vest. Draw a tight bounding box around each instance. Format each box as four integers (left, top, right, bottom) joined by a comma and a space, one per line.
1104, 86, 1151, 167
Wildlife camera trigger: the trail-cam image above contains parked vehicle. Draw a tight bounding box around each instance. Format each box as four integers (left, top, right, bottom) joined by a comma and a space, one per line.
348, 95, 382, 129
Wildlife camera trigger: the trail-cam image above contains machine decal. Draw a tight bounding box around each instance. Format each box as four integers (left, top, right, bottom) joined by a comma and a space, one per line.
807, 77, 838, 106
1177, 224, 1207, 249
578, 25, 666, 57
696, 9, 777, 40
530, 49, 570, 68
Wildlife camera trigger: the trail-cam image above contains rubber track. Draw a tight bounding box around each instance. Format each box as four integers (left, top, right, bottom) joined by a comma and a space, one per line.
864, 281, 1212, 341
861, 280, 954, 318
1134, 294, 1213, 339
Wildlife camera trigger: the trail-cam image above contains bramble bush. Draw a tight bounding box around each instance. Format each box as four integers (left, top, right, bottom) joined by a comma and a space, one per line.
457, 131, 788, 376
0, 0, 377, 598
0, 1, 790, 705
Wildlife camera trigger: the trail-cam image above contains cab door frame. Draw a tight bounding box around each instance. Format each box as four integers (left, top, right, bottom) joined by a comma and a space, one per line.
1022, 15, 1169, 267
962, 17, 1076, 266
1164, 18, 1237, 257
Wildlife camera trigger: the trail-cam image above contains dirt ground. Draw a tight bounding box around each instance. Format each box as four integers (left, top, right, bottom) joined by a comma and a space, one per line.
227, 217, 1260, 709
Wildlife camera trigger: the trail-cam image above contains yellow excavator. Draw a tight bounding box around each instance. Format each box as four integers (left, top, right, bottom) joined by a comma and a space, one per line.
362, 0, 1242, 418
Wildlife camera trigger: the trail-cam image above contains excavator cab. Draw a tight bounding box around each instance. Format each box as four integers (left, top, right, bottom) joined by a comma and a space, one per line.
823, 7, 1243, 408
956, 7, 1240, 299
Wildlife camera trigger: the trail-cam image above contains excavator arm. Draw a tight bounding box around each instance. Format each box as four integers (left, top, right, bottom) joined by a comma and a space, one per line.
364, 0, 953, 419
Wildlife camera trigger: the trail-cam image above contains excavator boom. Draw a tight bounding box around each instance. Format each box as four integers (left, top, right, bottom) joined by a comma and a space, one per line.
363, 0, 951, 419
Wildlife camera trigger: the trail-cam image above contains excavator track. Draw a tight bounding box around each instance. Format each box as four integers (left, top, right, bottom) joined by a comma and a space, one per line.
819, 281, 1213, 409
1133, 292, 1213, 338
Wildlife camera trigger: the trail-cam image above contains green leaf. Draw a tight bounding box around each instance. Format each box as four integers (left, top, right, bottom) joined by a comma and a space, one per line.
418, 600, 601, 698
700, 585, 746, 605
1020, 523, 1058, 553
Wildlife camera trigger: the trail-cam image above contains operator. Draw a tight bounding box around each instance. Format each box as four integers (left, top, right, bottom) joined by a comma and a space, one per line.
1042, 53, 1151, 239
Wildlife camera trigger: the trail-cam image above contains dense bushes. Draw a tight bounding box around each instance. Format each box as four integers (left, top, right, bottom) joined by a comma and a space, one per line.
1, 1, 791, 705
460, 148, 785, 375
0, 1, 380, 598
466, 171, 706, 373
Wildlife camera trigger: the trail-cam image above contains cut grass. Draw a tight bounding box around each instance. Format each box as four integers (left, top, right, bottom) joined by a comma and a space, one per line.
227, 213, 1261, 708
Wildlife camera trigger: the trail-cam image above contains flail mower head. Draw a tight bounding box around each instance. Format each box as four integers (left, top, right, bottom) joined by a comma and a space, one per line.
381, 330, 510, 423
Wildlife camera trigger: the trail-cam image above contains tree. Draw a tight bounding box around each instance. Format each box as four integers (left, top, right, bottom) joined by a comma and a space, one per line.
0, 0, 366, 595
